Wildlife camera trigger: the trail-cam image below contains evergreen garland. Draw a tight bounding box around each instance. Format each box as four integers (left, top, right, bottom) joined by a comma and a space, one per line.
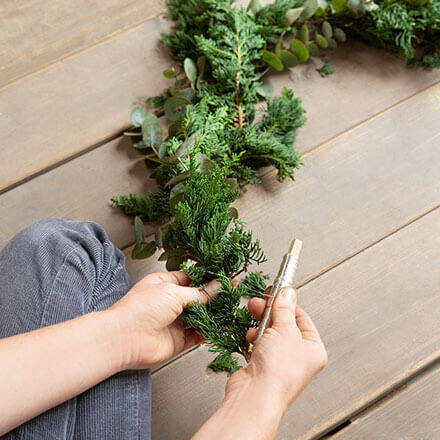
112, 0, 439, 373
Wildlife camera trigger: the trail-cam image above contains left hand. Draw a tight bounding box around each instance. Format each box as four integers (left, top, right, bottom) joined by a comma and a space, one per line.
107, 271, 220, 369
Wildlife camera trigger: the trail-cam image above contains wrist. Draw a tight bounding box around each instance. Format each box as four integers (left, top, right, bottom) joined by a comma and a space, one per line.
90, 310, 130, 373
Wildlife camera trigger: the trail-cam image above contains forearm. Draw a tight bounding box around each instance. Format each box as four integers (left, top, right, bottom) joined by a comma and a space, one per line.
0, 310, 124, 435
193, 380, 285, 440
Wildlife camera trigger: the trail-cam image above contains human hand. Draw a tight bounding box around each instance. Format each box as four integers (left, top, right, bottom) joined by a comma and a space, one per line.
107, 271, 219, 370
226, 287, 327, 413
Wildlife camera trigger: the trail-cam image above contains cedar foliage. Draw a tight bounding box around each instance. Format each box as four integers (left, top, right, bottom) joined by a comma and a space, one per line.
113, 0, 439, 373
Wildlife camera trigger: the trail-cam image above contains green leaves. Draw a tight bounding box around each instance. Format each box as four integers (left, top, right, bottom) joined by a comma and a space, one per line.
260, 50, 283, 71
132, 241, 157, 259
184, 58, 197, 86
300, 25, 310, 44
332, 0, 347, 12
256, 81, 274, 99
316, 33, 329, 48
163, 68, 178, 78
141, 114, 163, 149
132, 216, 157, 259
285, 7, 304, 25
290, 39, 309, 62
279, 50, 299, 67
130, 107, 147, 127
164, 96, 191, 121
322, 21, 333, 40
300, 0, 319, 19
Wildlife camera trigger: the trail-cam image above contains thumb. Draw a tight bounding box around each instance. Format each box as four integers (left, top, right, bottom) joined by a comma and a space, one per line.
271, 286, 297, 329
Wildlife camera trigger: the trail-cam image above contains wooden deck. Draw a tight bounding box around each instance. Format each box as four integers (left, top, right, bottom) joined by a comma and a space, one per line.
1, 1, 439, 439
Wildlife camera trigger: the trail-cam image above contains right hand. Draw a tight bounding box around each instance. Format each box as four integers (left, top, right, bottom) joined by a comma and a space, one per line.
226, 286, 328, 412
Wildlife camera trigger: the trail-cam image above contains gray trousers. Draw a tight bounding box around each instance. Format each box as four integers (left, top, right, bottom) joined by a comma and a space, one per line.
0, 219, 151, 439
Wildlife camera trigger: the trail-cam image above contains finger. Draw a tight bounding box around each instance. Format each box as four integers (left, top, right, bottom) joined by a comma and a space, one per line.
246, 327, 258, 343
142, 270, 192, 286
295, 306, 323, 343
271, 287, 297, 328
183, 329, 205, 351
173, 279, 222, 307
248, 297, 266, 321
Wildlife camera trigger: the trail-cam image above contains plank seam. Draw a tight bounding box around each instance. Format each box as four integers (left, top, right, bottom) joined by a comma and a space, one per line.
314, 358, 440, 440
151, 204, 440, 376
0, 9, 166, 92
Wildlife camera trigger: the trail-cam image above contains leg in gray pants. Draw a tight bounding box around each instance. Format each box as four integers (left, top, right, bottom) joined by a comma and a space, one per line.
0, 219, 151, 440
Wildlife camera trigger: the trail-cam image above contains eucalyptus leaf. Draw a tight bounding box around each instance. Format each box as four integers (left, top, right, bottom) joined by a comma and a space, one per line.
290, 39, 309, 62
169, 191, 185, 212
300, 25, 310, 44
197, 56, 208, 80
184, 58, 198, 84
163, 69, 178, 78
274, 39, 282, 57
307, 42, 319, 57
142, 114, 163, 148
178, 88, 196, 102
133, 140, 147, 149
260, 50, 283, 71
134, 216, 145, 244
279, 50, 299, 67
247, 0, 261, 14
196, 153, 216, 174
168, 121, 182, 138
300, 0, 319, 19
130, 107, 147, 127
256, 81, 274, 99
166, 254, 184, 271
164, 96, 191, 121
228, 207, 239, 219
285, 7, 304, 25
322, 21, 333, 40
132, 241, 157, 260
158, 142, 168, 158
169, 182, 187, 200
175, 130, 200, 157
165, 170, 191, 188
334, 27, 347, 42
332, 0, 347, 12
315, 33, 329, 48
328, 37, 338, 49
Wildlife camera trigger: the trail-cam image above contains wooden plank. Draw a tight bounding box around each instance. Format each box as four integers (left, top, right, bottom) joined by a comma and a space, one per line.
150, 208, 440, 440
1, 82, 439, 258
332, 365, 440, 439
0, 15, 172, 194
1, 29, 439, 193
125, 83, 440, 281
0, 0, 165, 87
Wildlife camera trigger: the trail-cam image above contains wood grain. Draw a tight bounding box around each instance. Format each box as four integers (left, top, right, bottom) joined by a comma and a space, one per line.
332, 364, 440, 439
1, 82, 439, 264
150, 208, 440, 440
124, 83, 440, 282
1, 29, 439, 193
0, 0, 165, 87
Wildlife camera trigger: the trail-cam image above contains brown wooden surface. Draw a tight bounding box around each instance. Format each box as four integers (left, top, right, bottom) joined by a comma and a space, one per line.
0, 0, 165, 87
1, 33, 439, 192
332, 364, 440, 439
150, 208, 440, 440
1, 81, 439, 254
1, 3, 439, 439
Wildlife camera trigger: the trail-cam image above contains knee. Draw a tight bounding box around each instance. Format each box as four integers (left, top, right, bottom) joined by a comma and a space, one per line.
3, 218, 126, 281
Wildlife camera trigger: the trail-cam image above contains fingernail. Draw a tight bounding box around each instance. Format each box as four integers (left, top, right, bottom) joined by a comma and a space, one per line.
281, 287, 296, 302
